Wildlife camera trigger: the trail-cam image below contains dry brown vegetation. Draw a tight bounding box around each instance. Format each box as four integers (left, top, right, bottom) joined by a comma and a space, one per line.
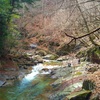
15, 0, 100, 55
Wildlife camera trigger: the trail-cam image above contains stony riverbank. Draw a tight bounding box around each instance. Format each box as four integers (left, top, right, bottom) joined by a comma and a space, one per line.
47, 57, 100, 100
0, 50, 100, 100
0, 50, 43, 87
0, 48, 58, 87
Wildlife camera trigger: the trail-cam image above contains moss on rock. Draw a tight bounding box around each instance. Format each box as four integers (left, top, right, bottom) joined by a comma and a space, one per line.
66, 90, 91, 100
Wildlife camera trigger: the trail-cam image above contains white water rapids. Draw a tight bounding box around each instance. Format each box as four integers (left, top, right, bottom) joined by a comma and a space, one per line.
19, 63, 60, 90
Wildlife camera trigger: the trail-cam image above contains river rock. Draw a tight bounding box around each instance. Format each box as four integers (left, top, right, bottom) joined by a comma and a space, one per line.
51, 78, 63, 88
18, 74, 24, 81
32, 55, 43, 63
35, 50, 47, 56
43, 54, 58, 60
65, 90, 91, 100
57, 56, 69, 61
30, 44, 37, 49
0, 79, 6, 87
3, 80, 14, 86
80, 57, 86, 62
50, 71, 55, 75
42, 68, 49, 72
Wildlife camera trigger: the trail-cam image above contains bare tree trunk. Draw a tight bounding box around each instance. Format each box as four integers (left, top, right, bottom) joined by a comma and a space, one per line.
75, 0, 99, 46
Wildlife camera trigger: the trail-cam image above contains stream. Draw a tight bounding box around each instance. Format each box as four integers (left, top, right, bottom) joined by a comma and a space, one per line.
0, 57, 86, 100
0, 63, 58, 100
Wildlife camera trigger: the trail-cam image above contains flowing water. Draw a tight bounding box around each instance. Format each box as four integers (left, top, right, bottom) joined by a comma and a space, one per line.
0, 63, 57, 100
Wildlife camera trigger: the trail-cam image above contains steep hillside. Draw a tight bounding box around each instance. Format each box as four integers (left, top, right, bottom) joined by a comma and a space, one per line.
15, 0, 100, 56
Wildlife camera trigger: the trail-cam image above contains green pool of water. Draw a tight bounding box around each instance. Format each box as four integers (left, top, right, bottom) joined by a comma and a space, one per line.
0, 75, 54, 100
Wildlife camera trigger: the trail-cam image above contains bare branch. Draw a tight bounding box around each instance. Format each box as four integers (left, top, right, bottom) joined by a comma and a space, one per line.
75, 27, 100, 39
64, 33, 76, 39
63, 27, 100, 45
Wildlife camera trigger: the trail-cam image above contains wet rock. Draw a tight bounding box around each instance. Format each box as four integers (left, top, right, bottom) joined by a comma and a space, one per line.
35, 50, 47, 56
6, 75, 17, 80
80, 57, 86, 62
50, 71, 55, 75
88, 67, 98, 73
32, 55, 43, 63
30, 44, 37, 49
51, 75, 57, 79
15, 55, 35, 69
51, 78, 62, 88
0, 70, 18, 82
42, 68, 49, 72
0, 79, 6, 87
43, 54, 58, 60
18, 74, 24, 81
49, 93, 66, 100
86, 64, 99, 73
57, 56, 69, 61
23, 66, 28, 69
3, 80, 14, 86
66, 90, 91, 100
50, 67, 72, 79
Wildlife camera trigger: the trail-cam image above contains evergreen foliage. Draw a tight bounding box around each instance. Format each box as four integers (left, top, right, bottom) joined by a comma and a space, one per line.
0, 0, 12, 55
0, 0, 39, 56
